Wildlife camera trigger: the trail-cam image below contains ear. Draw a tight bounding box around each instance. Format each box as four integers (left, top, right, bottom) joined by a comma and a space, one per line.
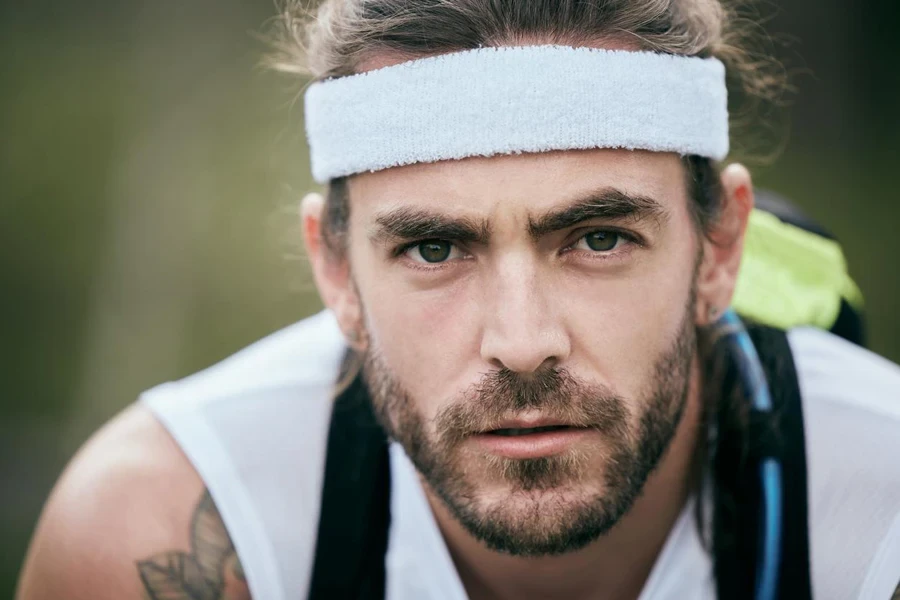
694, 163, 755, 325
301, 192, 366, 349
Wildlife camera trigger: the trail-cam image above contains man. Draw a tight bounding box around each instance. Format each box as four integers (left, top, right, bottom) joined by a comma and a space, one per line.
17, 0, 900, 599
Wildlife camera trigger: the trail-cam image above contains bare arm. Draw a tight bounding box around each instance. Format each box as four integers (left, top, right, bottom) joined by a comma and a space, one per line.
137, 490, 247, 599
16, 406, 251, 600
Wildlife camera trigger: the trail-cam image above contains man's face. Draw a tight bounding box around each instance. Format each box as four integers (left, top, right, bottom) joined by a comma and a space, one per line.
345, 148, 702, 556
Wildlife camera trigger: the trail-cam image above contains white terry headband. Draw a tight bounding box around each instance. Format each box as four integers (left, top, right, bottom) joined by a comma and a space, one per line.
304, 45, 729, 183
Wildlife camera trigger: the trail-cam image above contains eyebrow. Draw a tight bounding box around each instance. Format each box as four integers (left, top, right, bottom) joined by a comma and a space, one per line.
370, 207, 492, 245
527, 188, 669, 240
369, 188, 668, 247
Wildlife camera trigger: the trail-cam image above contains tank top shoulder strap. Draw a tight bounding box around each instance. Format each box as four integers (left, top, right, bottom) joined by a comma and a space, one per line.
308, 366, 392, 600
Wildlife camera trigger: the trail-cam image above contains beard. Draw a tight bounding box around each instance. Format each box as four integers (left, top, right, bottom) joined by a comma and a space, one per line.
360, 299, 697, 557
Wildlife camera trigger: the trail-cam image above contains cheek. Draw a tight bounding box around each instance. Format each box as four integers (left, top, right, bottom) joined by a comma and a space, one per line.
562, 232, 697, 398
351, 251, 483, 420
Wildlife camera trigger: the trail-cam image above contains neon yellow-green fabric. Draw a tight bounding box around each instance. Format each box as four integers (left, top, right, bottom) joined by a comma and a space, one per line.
733, 209, 864, 331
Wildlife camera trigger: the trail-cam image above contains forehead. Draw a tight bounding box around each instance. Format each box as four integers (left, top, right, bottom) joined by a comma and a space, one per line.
348, 148, 687, 218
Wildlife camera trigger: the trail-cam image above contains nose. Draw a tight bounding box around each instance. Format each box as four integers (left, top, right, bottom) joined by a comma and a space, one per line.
479, 256, 570, 374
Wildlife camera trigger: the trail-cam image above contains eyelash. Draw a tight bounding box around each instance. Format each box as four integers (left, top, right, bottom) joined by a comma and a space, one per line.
391, 239, 467, 272
393, 228, 642, 271
561, 228, 642, 260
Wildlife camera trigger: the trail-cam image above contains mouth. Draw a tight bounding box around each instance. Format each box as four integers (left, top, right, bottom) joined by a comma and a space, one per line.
473, 420, 592, 459
489, 424, 574, 436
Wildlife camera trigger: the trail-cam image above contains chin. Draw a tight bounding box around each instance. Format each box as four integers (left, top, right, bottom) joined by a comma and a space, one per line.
457, 486, 622, 557
442, 466, 625, 557
481, 485, 605, 525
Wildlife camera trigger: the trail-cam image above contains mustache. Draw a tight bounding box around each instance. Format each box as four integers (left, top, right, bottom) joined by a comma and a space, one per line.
434, 367, 630, 442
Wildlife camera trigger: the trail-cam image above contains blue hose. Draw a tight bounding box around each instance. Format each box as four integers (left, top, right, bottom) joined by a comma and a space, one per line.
717, 310, 782, 600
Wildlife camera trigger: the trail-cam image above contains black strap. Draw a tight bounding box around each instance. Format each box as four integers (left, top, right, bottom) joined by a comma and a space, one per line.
307, 368, 392, 600
712, 325, 813, 600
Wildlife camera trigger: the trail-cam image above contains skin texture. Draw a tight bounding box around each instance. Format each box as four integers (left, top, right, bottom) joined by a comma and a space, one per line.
136, 491, 246, 600
304, 148, 754, 599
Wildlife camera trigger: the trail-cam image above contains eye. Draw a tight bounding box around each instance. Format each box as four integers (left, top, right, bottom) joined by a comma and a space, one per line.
575, 230, 621, 252
405, 239, 461, 263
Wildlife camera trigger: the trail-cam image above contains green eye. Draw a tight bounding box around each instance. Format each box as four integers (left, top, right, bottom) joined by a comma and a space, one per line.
416, 240, 453, 263
584, 230, 619, 252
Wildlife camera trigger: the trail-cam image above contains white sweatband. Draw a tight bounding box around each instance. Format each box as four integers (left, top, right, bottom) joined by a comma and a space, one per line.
304, 45, 729, 183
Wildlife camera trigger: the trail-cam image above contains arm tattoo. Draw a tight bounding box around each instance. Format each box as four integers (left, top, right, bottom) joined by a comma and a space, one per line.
137, 490, 247, 599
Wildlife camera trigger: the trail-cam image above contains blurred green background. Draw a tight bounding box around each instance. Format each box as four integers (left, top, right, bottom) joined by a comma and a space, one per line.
1, 0, 898, 595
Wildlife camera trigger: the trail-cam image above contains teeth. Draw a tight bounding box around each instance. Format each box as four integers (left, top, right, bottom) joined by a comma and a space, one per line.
491, 425, 569, 436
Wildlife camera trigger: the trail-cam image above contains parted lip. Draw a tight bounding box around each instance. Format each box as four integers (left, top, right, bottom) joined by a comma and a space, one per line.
480, 415, 581, 432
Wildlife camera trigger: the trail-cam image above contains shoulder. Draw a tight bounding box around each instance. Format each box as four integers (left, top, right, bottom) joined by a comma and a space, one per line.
787, 327, 900, 477
19, 311, 348, 600
139, 310, 345, 480
17, 405, 250, 600
788, 326, 900, 421
149, 309, 347, 406
139, 310, 347, 600
786, 328, 900, 599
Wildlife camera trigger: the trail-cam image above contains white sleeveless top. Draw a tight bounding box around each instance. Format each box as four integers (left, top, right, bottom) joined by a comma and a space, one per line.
141, 310, 900, 600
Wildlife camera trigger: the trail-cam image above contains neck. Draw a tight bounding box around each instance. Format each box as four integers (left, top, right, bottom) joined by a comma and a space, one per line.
423, 363, 706, 600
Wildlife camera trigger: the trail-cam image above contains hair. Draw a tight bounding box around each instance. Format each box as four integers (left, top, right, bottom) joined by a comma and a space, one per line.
265, 0, 789, 258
